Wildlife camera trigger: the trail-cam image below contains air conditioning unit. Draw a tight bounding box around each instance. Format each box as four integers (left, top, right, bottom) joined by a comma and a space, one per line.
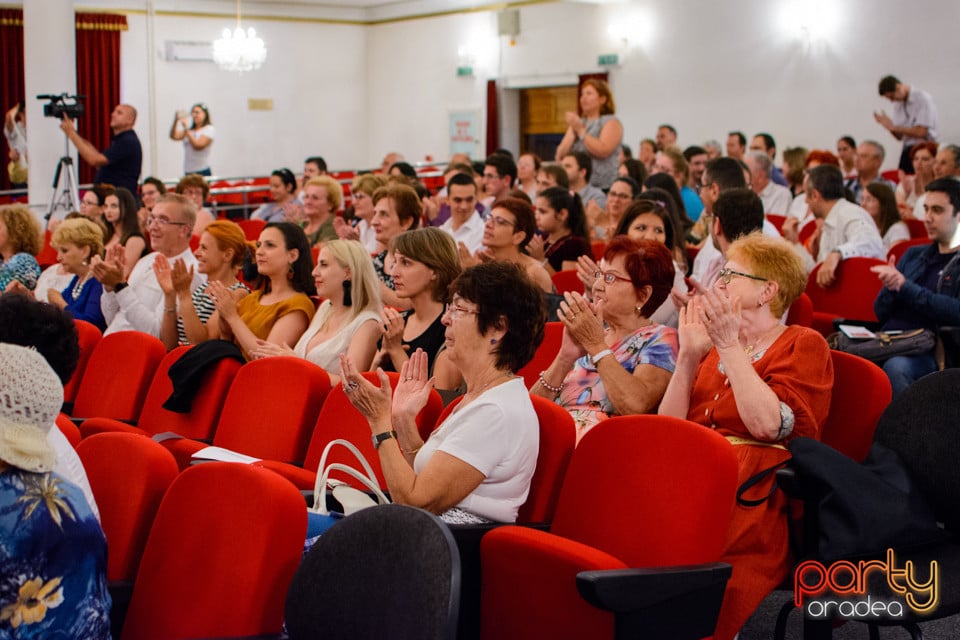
164, 41, 214, 62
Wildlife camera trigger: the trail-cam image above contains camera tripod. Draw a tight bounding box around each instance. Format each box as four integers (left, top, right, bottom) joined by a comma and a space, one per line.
45, 134, 80, 226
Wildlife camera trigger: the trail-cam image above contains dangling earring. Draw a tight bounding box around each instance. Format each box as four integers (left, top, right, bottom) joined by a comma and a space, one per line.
343, 280, 353, 306
287, 264, 294, 281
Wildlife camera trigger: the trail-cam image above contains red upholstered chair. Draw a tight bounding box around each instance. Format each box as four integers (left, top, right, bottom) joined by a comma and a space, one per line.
70, 331, 167, 422
516, 322, 563, 389
887, 237, 930, 265
820, 351, 891, 463
162, 356, 330, 470
904, 218, 927, 239
55, 412, 81, 448
785, 291, 814, 328
79, 346, 241, 442
766, 213, 787, 234
34, 230, 58, 269
120, 463, 307, 640
881, 169, 901, 185
798, 219, 818, 246
236, 218, 266, 241
256, 371, 443, 490
76, 433, 178, 582
552, 269, 585, 295
480, 415, 738, 640
591, 240, 606, 261
62, 319, 102, 407
805, 257, 886, 336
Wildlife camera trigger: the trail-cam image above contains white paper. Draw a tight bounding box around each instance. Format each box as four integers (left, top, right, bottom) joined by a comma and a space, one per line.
191, 446, 261, 464
838, 324, 876, 339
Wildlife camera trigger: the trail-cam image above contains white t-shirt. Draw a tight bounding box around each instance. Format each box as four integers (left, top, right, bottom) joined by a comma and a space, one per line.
48, 427, 100, 522
414, 378, 538, 523
183, 124, 215, 173
34, 264, 74, 303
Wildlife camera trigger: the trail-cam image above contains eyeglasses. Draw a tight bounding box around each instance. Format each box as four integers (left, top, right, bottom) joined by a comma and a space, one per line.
607, 191, 633, 200
444, 302, 480, 320
146, 216, 188, 228
487, 215, 516, 228
594, 270, 632, 285
717, 268, 767, 285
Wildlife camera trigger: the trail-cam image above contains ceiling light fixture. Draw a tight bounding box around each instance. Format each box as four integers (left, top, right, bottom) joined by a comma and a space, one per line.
213, 0, 266, 72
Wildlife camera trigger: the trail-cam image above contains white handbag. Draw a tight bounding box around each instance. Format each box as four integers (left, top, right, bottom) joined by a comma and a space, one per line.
310, 439, 390, 516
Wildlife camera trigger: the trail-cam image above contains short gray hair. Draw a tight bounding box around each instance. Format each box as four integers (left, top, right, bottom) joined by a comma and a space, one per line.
749, 150, 773, 178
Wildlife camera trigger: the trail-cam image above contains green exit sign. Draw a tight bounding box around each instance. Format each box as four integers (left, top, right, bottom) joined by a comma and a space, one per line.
597, 53, 619, 66
457, 66, 474, 77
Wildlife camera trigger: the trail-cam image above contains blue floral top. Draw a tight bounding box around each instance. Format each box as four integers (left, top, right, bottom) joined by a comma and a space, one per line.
0, 469, 111, 639
0, 254, 41, 293
556, 323, 679, 442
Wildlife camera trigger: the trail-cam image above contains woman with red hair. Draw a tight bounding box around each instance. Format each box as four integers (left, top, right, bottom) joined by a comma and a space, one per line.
896, 141, 938, 218
554, 78, 624, 190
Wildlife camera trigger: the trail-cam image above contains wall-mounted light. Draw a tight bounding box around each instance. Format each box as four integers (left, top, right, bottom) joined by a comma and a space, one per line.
456, 23, 499, 78
778, 0, 840, 43
605, 5, 655, 52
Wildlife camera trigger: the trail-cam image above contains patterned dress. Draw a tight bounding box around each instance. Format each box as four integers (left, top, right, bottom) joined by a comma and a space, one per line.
0, 254, 40, 292
0, 469, 110, 639
556, 323, 678, 442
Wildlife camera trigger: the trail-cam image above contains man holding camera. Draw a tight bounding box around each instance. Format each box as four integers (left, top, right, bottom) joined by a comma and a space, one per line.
61, 103, 142, 193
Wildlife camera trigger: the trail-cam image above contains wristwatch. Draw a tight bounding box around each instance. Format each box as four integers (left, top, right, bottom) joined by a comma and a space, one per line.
113, 282, 129, 293
372, 430, 398, 450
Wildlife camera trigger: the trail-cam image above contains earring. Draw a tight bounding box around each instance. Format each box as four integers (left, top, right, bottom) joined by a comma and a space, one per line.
342, 280, 353, 307
757, 300, 763, 308
635, 304, 643, 314
287, 264, 294, 281
490, 338, 497, 345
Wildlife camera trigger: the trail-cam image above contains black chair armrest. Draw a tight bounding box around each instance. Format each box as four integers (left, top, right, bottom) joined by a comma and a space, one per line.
576, 562, 732, 640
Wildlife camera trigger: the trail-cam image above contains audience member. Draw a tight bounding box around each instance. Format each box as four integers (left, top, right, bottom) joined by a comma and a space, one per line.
339, 173, 387, 252
137, 177, 166, 233
653, 147, 704, 222
96, 193, 203, 337
481, 154, 516, 206
659, 232, 833, 640
175, 173, 214, 237
683, 145, 709, 192
874, 75, 939, 173
786, 149, 839, 220
527, 187, 591, 274
103, 186, 147, 277
379, 151, 404, 174
555, 78, 623, 190
638, 137, 657, 172
535, 162, 569, 192
155, 220, 249, 349
745, 151, 792, 215
49, 217, 107, 330
460, 197, 553, 293
749, 132, 788, 186
516, 153, 541, 199
836, 135, 857, 178
0, 203, 42, 293
371, 182, 421, 309
845, 140, 894, 204
703, 139, 723, 160
253, 239, 379, 382
61, 103, 142, 194
896, 142, 937, 216
726, 131, 747, 160
252, 168, 303, 223
339, 261, 545, 525
440, 172, 485, 254
533, 237, 677, 442
301, 175, 341, 246
862, 182, 910, 249
618, 157, 648, 187
872, 178, 960, 395
656, 124, 677, 150
205, 222, 315, 360
782, 165, 885, 286
563, 151, 606, 211
79, 184, 112, 231
781, 146, 808, 198
0, 343, 111, 638
589, 175, 638, 241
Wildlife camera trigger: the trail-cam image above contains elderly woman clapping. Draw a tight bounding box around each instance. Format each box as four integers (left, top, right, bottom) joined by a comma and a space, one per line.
532, 237, 679, 443
339, 262, 546, 525
658, 232, 833, 640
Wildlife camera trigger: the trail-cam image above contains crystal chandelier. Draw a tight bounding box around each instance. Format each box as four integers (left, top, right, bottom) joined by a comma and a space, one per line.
213, 0, 267, 72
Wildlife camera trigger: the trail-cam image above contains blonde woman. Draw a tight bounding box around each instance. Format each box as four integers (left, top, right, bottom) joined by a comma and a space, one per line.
301, 175, 342, 247
49, 217, 107, 330
252, 239, 381, 385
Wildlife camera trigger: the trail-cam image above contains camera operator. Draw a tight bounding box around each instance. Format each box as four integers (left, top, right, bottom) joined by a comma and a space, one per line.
60, 103, 142, 194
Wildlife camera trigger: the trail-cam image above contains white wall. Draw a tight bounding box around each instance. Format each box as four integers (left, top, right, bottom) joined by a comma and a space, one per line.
120, 13, 368, 180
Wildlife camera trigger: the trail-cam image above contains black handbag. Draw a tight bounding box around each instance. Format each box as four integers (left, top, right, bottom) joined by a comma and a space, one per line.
830, 328, 936, 364
784, 437, 947, 563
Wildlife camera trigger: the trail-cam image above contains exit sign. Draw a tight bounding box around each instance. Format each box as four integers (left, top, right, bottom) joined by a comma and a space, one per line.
597, 53, 619, 66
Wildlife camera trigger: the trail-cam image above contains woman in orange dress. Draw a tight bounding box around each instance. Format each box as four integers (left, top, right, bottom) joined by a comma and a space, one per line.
659, 232, 833, 640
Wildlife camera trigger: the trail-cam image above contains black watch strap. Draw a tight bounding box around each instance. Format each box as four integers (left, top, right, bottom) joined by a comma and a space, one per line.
113, 282, 129, 293
372, 430, 398, 450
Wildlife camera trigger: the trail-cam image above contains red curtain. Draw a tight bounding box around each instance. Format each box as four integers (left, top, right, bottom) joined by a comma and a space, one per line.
577, 72, 609, 116
485, 79, 498, 157
75, 12, 127, 185
0, 9, 25, 192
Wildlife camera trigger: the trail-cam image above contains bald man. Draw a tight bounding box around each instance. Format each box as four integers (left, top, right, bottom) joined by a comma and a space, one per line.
61, 103, 142, 194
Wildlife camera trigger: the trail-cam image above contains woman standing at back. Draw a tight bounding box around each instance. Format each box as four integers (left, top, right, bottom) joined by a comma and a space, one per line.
554, 78, 623, 190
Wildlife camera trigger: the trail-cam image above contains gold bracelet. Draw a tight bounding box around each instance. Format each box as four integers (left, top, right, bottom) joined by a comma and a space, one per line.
402, 444, 423, 455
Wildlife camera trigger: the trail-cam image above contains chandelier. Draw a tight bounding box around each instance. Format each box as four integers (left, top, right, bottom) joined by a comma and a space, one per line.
213, 0, 267, 72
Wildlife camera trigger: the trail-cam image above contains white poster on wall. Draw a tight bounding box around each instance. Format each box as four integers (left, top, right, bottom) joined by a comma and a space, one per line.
449, 110, 481, 157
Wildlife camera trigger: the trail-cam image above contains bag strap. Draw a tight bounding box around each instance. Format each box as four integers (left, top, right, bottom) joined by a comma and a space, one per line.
736, 459, 789, 507
311, 439, 389, 515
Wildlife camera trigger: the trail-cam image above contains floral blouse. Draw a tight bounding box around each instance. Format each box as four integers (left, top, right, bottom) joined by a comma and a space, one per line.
0, 254, 41, 292
0, 469, 110, 639
556, 323, 679, 442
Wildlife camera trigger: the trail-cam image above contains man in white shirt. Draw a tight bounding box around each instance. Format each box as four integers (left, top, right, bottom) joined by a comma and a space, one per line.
745, 151, 792, 215
94, 193, 203, 336
440, 173, 486, 254
782, 165, 885, 287
874, 75, 939, 174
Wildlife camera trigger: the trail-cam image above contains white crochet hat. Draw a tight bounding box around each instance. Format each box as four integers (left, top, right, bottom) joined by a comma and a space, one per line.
0, 343, 62, 473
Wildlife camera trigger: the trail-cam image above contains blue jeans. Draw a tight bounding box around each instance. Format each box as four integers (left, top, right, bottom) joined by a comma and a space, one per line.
882, 353, 938, 396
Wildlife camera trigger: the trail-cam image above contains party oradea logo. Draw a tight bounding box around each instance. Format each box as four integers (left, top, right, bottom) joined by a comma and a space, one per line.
795, 549, 939, 620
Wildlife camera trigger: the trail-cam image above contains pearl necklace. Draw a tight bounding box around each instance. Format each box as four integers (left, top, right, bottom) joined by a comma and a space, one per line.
71, 272, 91, 299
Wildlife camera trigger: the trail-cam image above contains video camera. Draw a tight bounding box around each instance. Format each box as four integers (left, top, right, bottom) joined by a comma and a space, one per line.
37, 93, 85, 120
